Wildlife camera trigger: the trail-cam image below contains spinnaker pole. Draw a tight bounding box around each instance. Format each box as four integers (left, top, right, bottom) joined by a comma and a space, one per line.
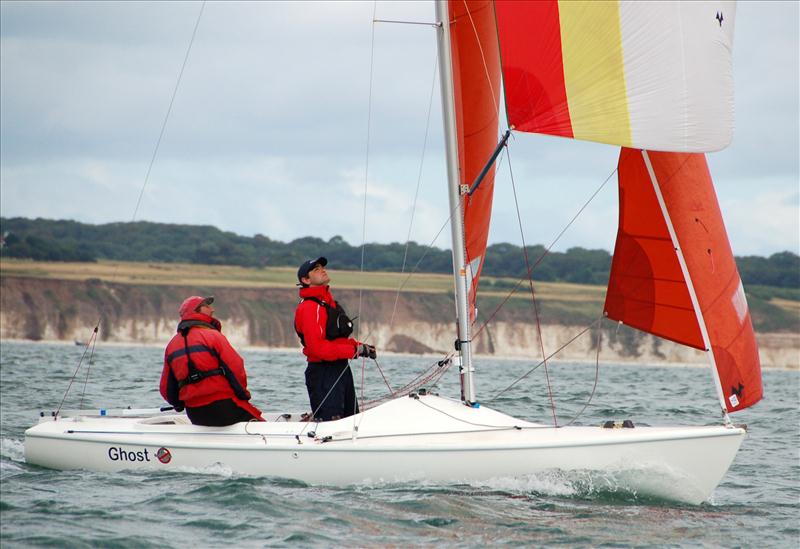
435, 0, 476, 404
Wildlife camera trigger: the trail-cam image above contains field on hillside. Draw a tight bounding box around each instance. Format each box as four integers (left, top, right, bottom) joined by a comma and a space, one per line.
0, 258, 605, 299
2, 259, 797, 332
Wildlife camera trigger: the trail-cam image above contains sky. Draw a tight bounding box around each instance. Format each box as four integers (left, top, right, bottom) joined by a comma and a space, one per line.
1, 1, 798, 258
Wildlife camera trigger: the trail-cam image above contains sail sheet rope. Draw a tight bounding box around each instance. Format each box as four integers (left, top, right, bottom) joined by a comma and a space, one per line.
468, 156, 617, 420
471, 165, 617, 341
564, 327, 603, 427
360, 354, 455, 411
459, 0, 499, 115
487, 316, 604, 423
354, 9, 445, 399
60, 2, 207, 411
505, 145, 559, 426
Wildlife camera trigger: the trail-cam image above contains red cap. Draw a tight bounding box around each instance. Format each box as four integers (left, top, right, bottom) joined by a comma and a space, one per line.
179, 296, 214, 317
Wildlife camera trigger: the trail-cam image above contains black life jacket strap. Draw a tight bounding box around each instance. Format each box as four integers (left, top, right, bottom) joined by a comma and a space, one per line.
303, 296, 329, 309
295, 297, 329, 346
177, 366, 225, 388
298, 296, 354, 340
177, 328, 217, 388
172, 327, 246, 400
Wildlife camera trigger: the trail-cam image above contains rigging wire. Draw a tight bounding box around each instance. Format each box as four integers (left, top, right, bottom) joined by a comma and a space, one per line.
130, 1, 206, 228
373, 19, 439, 27
356, 1, 379, 341
388, 53, 439, 332
57, 1, 206, 410
354, 12, 455, 403
385, 203, 454, 296
78, 328, 100, 410
57, 326, 98, 416
297, 362, 356, 436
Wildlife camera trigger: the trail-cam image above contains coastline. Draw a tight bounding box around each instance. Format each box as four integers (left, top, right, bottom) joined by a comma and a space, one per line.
2, 274, 797, 370
3, 337, 796, 371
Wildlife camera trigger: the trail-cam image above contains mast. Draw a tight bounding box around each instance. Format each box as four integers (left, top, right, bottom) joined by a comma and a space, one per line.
435, 0, 476, 404
640, 150, 731, 424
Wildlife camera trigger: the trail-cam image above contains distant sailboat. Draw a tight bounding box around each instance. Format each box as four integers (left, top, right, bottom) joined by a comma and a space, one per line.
25, 0, 761, 504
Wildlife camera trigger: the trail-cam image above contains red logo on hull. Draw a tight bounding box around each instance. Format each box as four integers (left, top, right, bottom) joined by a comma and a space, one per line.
156, 447, 172, 464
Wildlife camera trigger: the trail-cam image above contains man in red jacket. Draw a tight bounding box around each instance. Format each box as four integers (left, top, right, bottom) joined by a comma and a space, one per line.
161, 296, 264, 426
294, 257, 375, 421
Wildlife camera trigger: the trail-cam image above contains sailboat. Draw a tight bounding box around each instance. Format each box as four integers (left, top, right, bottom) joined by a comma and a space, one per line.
25, 0, 762, 504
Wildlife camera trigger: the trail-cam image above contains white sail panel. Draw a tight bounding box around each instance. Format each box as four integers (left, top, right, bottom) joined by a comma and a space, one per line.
620, 1, 736, 152
495, 0, 737, 152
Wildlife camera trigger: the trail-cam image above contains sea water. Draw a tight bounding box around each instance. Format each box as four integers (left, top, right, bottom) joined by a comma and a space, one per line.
1, 341, 798, 547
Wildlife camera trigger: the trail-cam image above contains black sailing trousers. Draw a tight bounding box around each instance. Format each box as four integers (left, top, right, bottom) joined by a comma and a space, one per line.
305, 359, 360, 421
186, 398, 258, 426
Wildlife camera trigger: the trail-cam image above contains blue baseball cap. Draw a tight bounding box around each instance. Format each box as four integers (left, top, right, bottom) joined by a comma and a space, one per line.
297, 257, 327, 286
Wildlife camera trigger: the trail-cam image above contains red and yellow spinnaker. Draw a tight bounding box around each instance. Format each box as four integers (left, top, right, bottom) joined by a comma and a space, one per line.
495, 1, 736, 152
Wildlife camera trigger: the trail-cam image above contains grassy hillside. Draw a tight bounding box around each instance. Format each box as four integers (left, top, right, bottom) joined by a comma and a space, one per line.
4, 217, 798, 288
0, 258, 603, 297
2, 259, 797, 334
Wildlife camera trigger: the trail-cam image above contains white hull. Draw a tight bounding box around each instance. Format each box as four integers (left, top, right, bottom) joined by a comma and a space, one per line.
25, 394, 744, 504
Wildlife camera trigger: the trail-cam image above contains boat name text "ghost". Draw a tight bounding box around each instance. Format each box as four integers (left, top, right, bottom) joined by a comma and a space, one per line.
107, 446, 151, 462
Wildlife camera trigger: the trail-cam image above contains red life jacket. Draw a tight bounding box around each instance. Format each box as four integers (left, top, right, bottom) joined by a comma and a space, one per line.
294, 285, 359, 363
160, 313, 262, 420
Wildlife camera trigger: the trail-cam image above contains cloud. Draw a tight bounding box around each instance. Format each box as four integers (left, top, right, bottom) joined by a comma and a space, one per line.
1, 1, 797, 257
719, 185, 800, 256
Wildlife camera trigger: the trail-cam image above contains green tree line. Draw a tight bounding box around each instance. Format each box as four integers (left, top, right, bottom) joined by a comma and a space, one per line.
2, 217, 798, 289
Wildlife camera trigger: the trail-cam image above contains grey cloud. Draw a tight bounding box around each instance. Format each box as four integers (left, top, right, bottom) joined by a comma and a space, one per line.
0, 1, 797, 256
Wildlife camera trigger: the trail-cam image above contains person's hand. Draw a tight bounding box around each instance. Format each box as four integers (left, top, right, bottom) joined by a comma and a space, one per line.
355, 343, 377, 359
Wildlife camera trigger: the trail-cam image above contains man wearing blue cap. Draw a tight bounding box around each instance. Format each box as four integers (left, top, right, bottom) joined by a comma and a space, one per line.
294, 257, 376, 421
